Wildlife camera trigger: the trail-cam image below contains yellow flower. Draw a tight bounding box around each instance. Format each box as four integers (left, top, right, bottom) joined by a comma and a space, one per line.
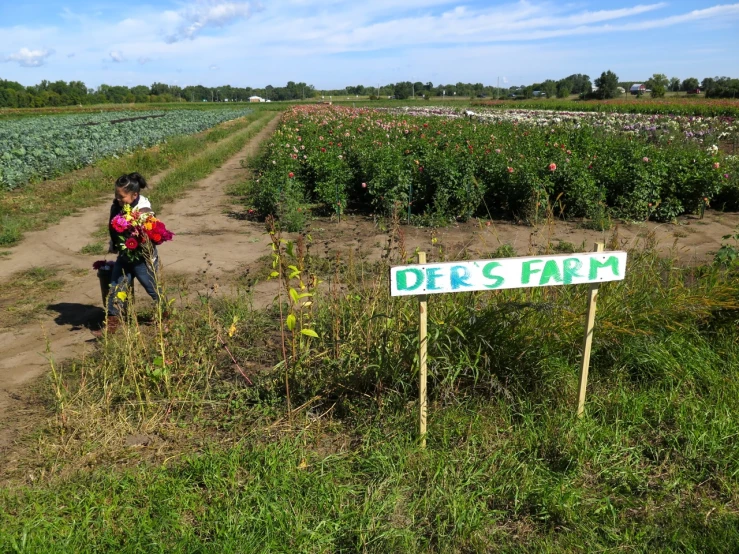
116, 291, 128, 302
144, 221, 153, 231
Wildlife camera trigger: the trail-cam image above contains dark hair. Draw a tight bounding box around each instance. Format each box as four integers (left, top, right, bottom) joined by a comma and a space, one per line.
115, 172, 148, 193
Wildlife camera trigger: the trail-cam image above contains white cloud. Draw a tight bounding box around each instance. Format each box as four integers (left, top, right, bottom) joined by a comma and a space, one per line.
165, 0, 261, 43
0, 1, 737, 87
4, 47, 54, 67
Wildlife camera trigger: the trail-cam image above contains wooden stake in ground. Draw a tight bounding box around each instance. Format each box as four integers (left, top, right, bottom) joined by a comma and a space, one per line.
577, 242, 604, 417
417, 251, 428, 447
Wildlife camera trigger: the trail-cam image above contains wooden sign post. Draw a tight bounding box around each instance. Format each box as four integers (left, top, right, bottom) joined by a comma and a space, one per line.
390, 248, 627, 446
418, 252, 428, 448
577, 243, 604, 417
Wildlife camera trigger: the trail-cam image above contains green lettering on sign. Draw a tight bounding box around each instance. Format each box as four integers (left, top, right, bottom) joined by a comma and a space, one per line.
397, 268, 424, 291
521, 260, 543, 285
539, 260, 563, 285
562, 258, 583, 284
588, 256, 620, 280
482, 262, 504, 289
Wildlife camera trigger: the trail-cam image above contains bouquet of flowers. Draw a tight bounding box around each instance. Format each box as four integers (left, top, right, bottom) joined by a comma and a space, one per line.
111, 204, 174, 261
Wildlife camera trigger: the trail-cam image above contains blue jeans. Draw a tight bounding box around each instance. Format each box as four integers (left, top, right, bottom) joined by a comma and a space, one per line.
107, 251, 162, 317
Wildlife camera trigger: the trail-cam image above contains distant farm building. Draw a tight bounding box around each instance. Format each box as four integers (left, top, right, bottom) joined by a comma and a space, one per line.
249, 96, 265, 102
617, 86, 626, 94
630, 84, 647, 95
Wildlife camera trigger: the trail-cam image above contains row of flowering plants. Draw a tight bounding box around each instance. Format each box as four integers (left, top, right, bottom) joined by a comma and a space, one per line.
250, 105, 738, 225
471, 98, 739, 118
387, 106, 738, 145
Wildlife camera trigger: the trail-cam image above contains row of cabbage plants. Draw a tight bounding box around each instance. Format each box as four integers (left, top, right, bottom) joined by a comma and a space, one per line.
251, 105, 738, 225
0, 108, 253, 190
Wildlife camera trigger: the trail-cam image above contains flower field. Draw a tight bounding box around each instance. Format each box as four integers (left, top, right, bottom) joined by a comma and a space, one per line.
251, 105, 738, 225
0, 108, 253, 190
472, 98, 739, 118
392, 106, 738, 144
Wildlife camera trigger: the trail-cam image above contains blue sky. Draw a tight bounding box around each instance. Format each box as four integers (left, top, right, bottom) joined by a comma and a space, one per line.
1, 1, 738, 89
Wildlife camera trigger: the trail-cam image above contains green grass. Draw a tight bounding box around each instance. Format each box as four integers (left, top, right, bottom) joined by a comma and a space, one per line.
148, 111, 276, 209
79, 241, 107, 255
0, 109, 274, 247
3, 230, 739, 551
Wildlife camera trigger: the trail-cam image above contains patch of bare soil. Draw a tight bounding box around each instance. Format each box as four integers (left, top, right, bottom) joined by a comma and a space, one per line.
297, 211, 739, 267
0, 114, 280, 454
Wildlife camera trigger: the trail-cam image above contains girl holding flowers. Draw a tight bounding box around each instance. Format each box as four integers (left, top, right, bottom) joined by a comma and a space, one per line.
100, 172, 173, 334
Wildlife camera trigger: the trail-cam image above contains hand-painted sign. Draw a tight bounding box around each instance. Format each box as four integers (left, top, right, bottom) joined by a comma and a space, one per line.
390, 252, 627, 296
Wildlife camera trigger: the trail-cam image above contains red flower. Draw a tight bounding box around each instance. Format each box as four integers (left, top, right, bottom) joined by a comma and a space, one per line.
289, 172, 295, 178
507, 167, 514, 173
125, 238, 139, 250
548, 163, 557, 171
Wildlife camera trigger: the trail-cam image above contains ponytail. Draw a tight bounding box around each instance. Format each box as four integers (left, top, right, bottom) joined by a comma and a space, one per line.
115, 172, 148, 193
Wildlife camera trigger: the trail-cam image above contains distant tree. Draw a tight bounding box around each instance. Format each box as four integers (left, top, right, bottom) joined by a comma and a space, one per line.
703, 76, 739, 98
540, 80, 557, 99
393, 82, 413, 100
701, 77, 716, 92
557, 73, 592, 95
556, 84, 571, 98
594, 70, 619, 99
669, 77, 681, 92
681, 77, 700, 92
646, 73, 668, 97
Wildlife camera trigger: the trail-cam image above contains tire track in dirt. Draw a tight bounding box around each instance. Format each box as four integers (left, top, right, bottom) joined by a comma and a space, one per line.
0, 113, 281, 450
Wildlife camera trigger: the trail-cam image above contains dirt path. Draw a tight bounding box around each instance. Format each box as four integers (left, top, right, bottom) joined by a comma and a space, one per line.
0, 113, 281, 450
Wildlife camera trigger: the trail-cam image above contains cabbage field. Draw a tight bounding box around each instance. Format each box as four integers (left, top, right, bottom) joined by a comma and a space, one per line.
0, 108, 253, 190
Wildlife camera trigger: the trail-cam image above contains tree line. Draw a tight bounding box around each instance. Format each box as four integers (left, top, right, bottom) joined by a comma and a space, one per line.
0, 80, 316, 108
590, 71, 739, 100
0, 73, 737, 109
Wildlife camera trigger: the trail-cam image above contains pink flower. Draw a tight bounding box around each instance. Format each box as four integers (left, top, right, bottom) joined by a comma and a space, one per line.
361, 182, 367, 188
643, 157, 649, 162
288, 172, 295, 178
713, 162, 720, 169
507, 167, 514, 174
548, 163, 557, 171
495, 148, 501, 154
725, 174, 730, 179
111, 214, 129, 233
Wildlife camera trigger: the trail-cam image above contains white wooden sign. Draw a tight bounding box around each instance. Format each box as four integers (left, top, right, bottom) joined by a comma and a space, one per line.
390, 252, 627, 297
